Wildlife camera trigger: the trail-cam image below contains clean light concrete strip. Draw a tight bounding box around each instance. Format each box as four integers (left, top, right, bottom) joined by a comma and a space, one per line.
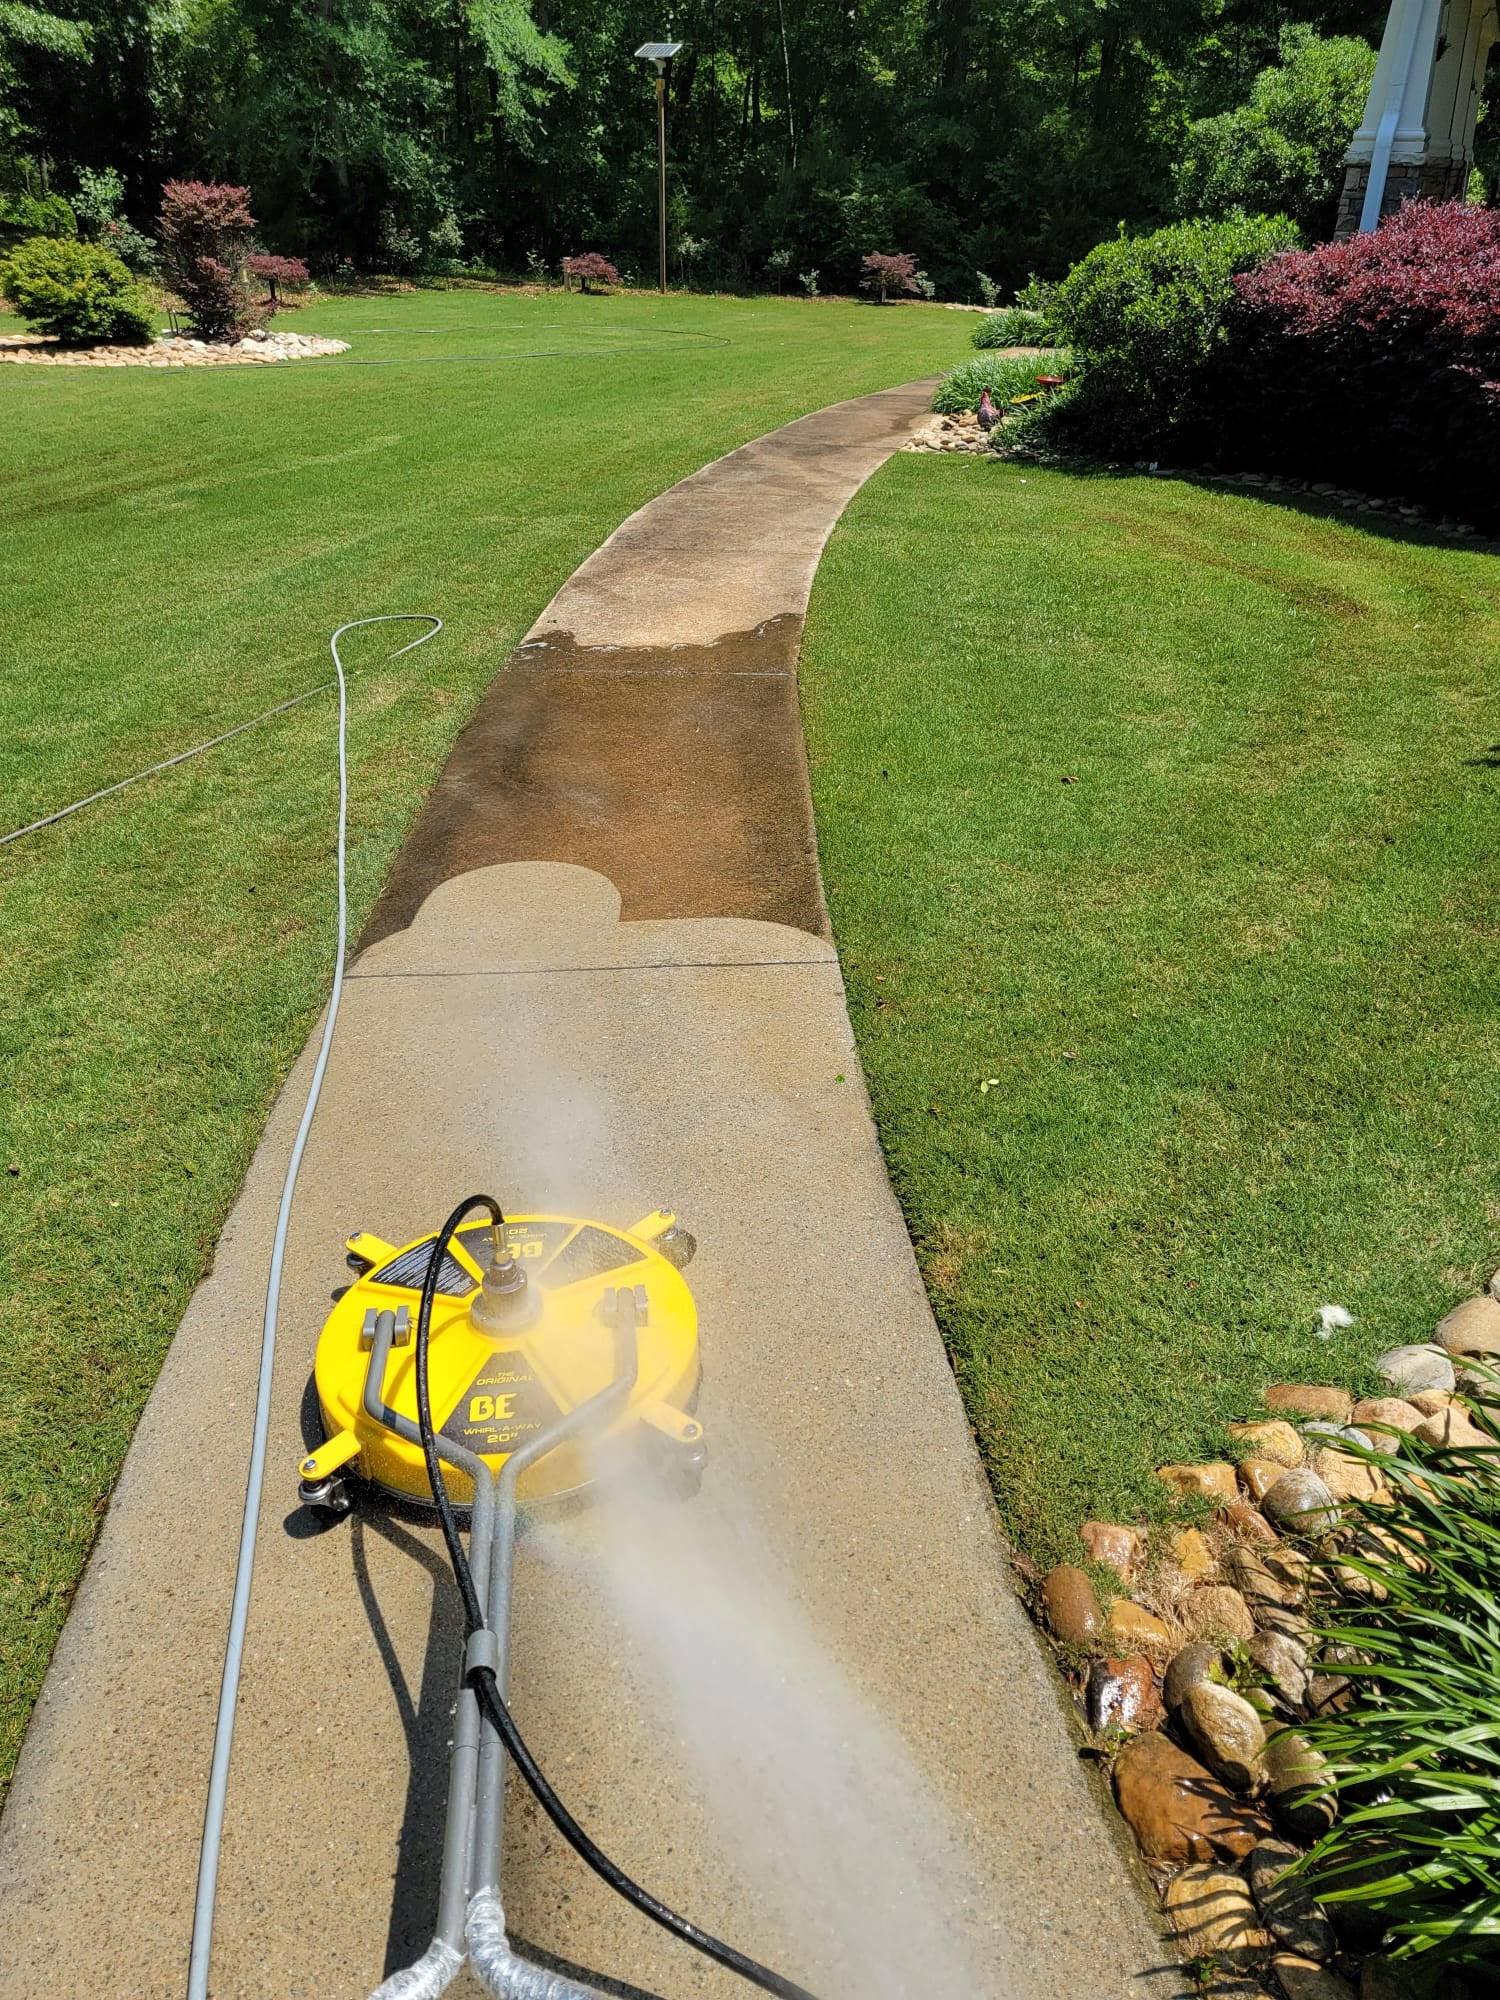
0, 384, 1180, 2000
0, 870, 1177, 2000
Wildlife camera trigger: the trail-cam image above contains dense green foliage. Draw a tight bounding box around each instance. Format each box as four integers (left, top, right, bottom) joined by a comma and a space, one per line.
1175, 24, 1377, 234
800, 453, 1500, 1569
0, 0, 1398, 295
1302, 1437, 1500, 1968
0, 185, 70, 243
1025, 211, 1301, 455
0, 230, 153, 338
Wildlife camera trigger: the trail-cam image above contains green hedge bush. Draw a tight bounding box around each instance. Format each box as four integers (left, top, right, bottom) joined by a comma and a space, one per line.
1031, 213, 1300, 457
0, 235, 156, 344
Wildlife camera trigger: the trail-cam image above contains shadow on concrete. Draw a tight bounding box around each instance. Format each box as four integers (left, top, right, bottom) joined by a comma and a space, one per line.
349, 1506, 466, 1978
348, 1504, 673, 1996
508, 1933, 669, 2000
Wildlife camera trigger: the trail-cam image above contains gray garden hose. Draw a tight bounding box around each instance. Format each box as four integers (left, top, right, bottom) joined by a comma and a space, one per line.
185, 614, 443, 2000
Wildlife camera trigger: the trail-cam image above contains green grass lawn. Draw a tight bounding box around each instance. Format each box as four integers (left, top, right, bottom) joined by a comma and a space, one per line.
801, 456, 1500, 1572
0, 287, 969, 1792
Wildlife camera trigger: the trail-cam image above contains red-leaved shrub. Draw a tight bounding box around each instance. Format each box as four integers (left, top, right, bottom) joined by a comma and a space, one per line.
160, 181, 259, 340
247, 252, 310, 303
1200, 202, 1500, 526
562, 252, 619, 293
860, 252, 920, 303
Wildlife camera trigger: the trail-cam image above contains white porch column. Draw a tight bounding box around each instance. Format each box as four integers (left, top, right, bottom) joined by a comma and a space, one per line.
1335, 0, 1499, 234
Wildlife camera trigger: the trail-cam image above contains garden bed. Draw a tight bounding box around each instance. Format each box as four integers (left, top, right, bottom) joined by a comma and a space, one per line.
0, 329, 349, 366
1034, 1292, 1500, 1997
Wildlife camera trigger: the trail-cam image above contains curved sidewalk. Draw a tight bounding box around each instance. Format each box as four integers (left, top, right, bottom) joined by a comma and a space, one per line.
0, 384, 1179, 2000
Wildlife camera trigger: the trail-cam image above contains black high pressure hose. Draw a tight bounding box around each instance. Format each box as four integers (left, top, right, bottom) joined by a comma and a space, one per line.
412, 1196, 821, 2000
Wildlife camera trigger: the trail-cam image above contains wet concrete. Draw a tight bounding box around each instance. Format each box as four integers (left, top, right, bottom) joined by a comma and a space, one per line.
364, 623, 828, 950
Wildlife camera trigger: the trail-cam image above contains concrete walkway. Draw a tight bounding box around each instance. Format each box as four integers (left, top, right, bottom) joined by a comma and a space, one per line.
0, 384, 1179, 2000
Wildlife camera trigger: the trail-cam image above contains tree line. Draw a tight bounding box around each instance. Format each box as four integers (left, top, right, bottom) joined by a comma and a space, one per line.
3, 0, 1487, 298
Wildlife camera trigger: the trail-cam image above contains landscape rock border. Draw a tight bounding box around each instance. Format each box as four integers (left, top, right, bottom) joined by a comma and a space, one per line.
1031, 1280, 1500, 2000
0, 329, 349, 368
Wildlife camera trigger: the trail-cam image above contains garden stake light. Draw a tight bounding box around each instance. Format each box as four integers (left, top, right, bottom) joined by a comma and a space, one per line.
635, 40, 682, 294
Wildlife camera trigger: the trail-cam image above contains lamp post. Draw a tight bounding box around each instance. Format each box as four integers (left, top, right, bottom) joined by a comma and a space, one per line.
635, 40, 682, 294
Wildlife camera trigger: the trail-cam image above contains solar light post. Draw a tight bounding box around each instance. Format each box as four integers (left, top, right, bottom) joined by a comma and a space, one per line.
636, 40, 682, 294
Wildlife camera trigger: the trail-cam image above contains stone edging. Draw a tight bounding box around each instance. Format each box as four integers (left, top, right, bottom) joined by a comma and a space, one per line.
1032, 1281, 1500, 2000
0, 329, 349, 368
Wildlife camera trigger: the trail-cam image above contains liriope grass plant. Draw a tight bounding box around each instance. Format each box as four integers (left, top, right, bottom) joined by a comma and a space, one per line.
930, 350, 1071, 416
972, 307, 1054, 349
1300, 1418, 1500, 1971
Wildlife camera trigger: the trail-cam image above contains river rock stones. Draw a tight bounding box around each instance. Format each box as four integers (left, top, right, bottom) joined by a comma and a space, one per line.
1163, 1863, 1270, 1972
1163, 1640, 1222, 1713
1413, 1403, 1491, 1448
1171, 1526, 1216, 1578
1180, 1679, 1266, 1790
1228, 1419, 1304, 1467
1408, 1387, 1451, 1414
1376, 1346, 1455, 1396
1248, 1630, 1309, 1708
1157, 1461, 1238, 1502
1262, 1729, 1335, 1838
1086, 1654, 1161, 1732
1349, 1397, 1424, 1451
1238, 1457, 1289, 1502
1265, 1385, 1352, 1423
1181, 1584, 1257, 1642
1112, 1728, 1268, 1862
1272, 1956, 1356, 2000
1040, 1565, 1100, 1643
1304, 1672, 1350, 1717
1435, 1295, 1500, 1356
1310, 1445, 1384, 1504
1262, 1467, 1340, 1535
1224, 1500, 1278, 1541
1225, 1543, 1297, 1610
1107, 1599, 1172, 1647
1080, 1520, 1141, 1579
1248, 1838, 1336, 1960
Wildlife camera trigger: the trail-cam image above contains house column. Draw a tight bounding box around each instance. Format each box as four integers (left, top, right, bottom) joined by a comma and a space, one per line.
1335, 0, 1499, 234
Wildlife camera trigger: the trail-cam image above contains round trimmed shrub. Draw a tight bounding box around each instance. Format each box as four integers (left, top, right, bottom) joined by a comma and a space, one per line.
0, 235, 156, 344
1040, 213, 1301, 457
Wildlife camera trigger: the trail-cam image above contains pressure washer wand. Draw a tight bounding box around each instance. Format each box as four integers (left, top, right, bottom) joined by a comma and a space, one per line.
408, 1201, 822, 2000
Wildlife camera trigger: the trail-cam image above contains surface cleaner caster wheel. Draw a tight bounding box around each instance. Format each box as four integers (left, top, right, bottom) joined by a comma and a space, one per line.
298, 1471, 355, 1526
653, 1436, 707, 1501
